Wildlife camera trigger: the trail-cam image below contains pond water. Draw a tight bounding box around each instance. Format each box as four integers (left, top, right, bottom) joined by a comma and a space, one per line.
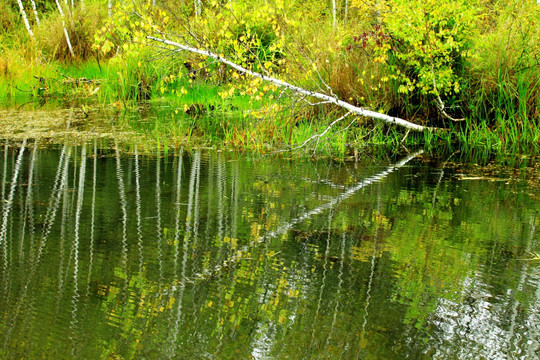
0, 142, 538, 359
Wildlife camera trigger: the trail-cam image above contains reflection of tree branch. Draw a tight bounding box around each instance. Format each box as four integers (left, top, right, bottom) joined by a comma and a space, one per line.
191, 150, 423, 282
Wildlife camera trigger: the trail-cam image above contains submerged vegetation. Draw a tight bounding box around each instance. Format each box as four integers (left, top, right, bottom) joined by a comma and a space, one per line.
0, 0, 538, 155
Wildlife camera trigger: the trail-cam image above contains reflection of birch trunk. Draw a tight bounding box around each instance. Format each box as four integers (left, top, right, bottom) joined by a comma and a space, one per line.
507, 215, 536, 355
87, 141, 97, 294
358, 184, 382, 355
309, 209, 334, 352
40, 146, 70, 253
156, 151, 163, 280
57, 158, 71, 306
55, 0, 75, 57
326, 228, 346, 348
193, 150, 422, 282
0, 141, 26, 275
167, 151, 200, 357
192, 151, 202, 254
135, 148, 143, 273
185, 151, 199, 243
1, 146, 28, 345
217, 153, 225, 243
19, 144, 37, 263
0, 142, 25, 314
230, 161, 239, 238
203, 152, 215, 248
73, 146, 87, 287
214, 153, 227, 353
40, 147, 70, 310
4, 145, 70, 346
165, 152, 183, 356
70, 145, 87, 357
115, 144, 128, 267
173, 151, 184, 274
16, 0, 34, 39
1, 143, 8, 205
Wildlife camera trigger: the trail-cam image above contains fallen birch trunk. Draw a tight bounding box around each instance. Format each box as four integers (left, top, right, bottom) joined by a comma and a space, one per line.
147, 35, 435, 132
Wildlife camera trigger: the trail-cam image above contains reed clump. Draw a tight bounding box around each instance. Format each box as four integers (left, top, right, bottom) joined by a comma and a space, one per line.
35, 3, 107, 62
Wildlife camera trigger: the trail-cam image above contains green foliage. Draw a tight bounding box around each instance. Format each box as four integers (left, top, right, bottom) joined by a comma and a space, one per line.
381, 0, 476, 97
348, 0, 478, 120
0, 0, 538, 154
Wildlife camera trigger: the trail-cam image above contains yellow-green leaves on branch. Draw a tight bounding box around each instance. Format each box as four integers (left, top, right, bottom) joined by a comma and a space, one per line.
147, 35, 434, 132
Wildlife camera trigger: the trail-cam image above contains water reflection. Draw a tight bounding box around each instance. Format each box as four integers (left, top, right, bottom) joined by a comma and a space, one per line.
0, 143, 538, 359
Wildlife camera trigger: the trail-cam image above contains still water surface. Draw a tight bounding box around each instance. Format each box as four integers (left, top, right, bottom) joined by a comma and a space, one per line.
0, 143, 538, 359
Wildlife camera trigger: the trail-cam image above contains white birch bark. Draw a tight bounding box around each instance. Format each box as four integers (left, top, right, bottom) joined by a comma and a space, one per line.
195, 0, 202, 16
147, 36, 433, 132
16, 0, 34, 39
55, 0, 75, 57
108, 0, 113, 17
332, 0, 337, 27
29, 0, 40, 26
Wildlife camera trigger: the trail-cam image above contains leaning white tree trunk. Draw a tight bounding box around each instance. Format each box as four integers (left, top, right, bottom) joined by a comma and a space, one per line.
29, 0, 40, 26
147, 36, 432, 132
16, 0, 34, 39
55, 0, 75, 57
332, 0, 337, 27
194, 0, 202, 16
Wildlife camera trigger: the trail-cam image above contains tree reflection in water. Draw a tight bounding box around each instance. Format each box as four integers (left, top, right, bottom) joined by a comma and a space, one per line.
0, 144, 537, 359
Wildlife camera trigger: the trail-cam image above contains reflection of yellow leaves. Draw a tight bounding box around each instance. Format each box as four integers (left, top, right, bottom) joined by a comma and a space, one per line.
166, 297, 175, 309
350, 243, 384, 262
287, 289, 299, 297
278, 311, 287, 323
250, 222, 261, 238
223, 236, 238, 248
359, 335, 368, 349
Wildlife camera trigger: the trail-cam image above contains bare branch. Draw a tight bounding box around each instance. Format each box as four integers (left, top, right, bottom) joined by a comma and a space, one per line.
431, 63, 465, 122
289, 111, 352, 152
